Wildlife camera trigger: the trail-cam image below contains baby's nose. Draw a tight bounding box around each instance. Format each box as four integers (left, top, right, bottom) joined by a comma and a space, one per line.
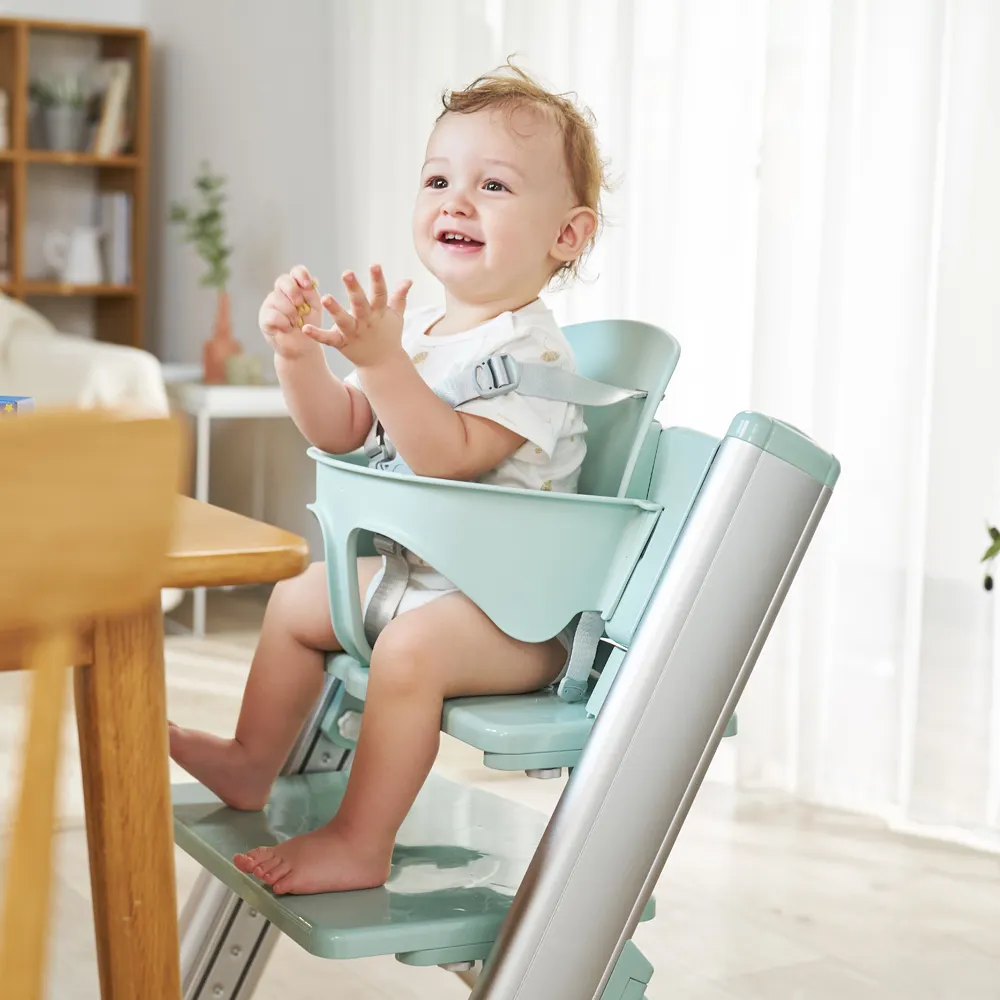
442, 192, 474, 216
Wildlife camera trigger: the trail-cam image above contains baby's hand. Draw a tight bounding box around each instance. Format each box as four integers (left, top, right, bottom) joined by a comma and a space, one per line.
258, 265, 323, 361
303, 265, 412, 370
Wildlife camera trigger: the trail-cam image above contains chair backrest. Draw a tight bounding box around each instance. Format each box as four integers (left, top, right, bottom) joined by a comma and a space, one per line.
0, 408, 184, 1000
562, 320, 680, 498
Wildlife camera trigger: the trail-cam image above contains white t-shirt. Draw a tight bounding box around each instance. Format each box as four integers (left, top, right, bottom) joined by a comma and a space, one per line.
344, 298, 587, 493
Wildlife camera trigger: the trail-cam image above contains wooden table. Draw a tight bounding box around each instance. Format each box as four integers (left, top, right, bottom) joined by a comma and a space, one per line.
1, 497, 310, 998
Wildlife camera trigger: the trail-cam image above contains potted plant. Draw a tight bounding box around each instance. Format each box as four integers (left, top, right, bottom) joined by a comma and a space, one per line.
30, 75, 89, 151
983, 525, 999, 591
169, 161, 239, 384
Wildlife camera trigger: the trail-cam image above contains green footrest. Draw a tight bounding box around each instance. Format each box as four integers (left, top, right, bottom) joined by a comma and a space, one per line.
173, 770, 654, 963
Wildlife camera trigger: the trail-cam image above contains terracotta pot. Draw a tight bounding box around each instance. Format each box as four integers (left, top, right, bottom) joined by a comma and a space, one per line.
202, 290, 241, 384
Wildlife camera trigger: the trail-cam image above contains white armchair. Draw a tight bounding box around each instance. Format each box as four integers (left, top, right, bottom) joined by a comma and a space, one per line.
0, 293, 183, 612
0, 294, 169, 413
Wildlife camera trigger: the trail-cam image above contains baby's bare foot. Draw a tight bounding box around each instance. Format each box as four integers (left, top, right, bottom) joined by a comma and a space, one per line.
234, 824, 391, 895
168, 723, 273, 811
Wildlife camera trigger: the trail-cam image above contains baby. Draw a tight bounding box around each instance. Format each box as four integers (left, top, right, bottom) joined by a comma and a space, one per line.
169, 64, 607, 895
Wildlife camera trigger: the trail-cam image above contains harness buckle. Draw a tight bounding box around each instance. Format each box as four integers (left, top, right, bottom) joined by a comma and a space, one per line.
473, 354, 520, 398
364, 420, 396, 464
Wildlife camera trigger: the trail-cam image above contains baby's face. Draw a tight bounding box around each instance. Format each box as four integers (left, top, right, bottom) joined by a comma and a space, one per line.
413, 106, 578, 304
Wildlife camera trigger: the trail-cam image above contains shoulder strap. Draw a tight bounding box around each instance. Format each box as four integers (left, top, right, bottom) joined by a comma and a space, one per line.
434, 353, 647, 409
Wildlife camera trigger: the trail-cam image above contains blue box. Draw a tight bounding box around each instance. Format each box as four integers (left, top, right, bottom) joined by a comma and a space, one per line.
0, 396, 34, 415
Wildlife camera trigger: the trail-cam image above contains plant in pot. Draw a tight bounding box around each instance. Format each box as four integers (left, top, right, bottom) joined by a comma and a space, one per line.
982, 525, 999, 591
169, 161, 239, 384
30, 75, 89, 152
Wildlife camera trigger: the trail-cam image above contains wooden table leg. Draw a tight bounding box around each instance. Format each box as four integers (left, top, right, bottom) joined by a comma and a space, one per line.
74, 601, 181, 999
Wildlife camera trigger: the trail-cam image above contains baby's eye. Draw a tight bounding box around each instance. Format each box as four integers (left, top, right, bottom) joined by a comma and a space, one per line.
483, 179, 509, 193
426, 176, 448, 189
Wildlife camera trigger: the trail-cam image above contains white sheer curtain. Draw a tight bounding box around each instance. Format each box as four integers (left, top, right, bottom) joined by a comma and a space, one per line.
327, 0, 1000, 848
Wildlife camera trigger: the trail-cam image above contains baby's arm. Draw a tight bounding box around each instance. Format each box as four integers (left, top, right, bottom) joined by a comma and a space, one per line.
261, 267, 373, 455
305, 266, 526, 479
357, 354, 525, 480
275, 353, 372, 456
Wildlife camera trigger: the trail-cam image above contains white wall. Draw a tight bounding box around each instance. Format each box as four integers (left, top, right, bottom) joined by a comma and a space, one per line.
143, 0, 346, 552
0, 0, 141, 23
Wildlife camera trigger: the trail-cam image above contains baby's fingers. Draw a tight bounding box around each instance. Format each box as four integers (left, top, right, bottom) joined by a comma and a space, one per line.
369, 264, 388, 311
276, 273, 307, 313
290, 264, 315, 291
302, 323, 347, 349
322, 293, 357, 338
387, 279, 413, 315
342, 271, 371, 320
260, 305, 293, 335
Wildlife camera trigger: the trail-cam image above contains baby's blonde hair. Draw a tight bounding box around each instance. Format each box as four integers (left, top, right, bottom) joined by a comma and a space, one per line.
438, 61, 609, 283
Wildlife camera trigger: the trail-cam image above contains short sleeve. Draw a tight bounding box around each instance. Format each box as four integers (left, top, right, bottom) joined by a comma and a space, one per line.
456, 327, 572, 458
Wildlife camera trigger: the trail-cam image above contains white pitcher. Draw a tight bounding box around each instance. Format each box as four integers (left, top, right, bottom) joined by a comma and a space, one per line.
43, 226, 105, 285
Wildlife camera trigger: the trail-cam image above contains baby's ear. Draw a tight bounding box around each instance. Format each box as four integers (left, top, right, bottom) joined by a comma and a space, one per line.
552, 206, 599, 263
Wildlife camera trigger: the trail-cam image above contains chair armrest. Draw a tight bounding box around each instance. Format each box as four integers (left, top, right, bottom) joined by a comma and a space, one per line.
307, 450, 661, 664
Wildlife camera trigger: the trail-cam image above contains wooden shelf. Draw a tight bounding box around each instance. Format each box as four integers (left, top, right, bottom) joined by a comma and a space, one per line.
0, 16, 149, 348
0, 149, 138, 167
21, 281, 135, 297
0, 15, 145, 36
26, 150, 140, 167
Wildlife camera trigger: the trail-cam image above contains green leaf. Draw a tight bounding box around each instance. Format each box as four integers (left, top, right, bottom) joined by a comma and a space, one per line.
169, 159, 231, 282
981, 539, 1000, 563
990, 525, 1000, 542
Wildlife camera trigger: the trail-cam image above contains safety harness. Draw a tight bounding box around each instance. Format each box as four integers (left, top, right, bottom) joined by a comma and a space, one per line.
361, 352, 647, 702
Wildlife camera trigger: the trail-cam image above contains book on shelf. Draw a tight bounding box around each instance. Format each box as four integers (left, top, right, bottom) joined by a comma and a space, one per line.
0, 190, 9, 283
92, 59, 132, 157
0, 396, 34, 414
99, 191, 131, 285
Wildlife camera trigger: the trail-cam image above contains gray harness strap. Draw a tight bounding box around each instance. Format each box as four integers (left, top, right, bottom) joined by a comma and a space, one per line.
362, 535, 410, 647
557, 611, 606, 703
361, 352, 647, 702
435, 353, 647, 409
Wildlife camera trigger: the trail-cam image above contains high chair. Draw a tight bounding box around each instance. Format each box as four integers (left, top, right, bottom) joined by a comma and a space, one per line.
0, 408, 183, 1000
173, 321, 840, 1000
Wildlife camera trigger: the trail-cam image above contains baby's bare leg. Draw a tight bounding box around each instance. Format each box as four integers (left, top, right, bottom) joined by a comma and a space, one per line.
169, 558, 382, 810
234, 593, 566, 894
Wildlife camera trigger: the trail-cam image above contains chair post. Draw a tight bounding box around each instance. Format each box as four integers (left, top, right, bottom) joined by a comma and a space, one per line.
471, 436, 835, 1000
0, 630, 73, 1000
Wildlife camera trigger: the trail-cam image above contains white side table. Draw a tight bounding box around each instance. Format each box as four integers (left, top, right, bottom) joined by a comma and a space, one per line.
166, 378, 289, 636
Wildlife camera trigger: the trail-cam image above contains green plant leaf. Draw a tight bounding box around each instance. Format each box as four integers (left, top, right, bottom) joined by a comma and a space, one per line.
981, 539, 1000, 563
168, 160, 232, 290
990, 525, 1000, 542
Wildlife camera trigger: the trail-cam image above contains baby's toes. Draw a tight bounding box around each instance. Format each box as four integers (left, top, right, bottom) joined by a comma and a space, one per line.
254, 852, 286, 880
234, 846, 273, 874
261, 860, 291, 887
272, 873, 297, 896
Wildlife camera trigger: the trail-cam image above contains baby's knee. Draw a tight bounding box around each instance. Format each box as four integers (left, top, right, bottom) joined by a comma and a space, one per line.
265, 562, 334, 646
368, 619, 437, 697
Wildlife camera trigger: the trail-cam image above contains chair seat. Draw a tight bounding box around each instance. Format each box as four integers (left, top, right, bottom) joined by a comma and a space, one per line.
324, 653, 736, 771
172, 770, 654, 964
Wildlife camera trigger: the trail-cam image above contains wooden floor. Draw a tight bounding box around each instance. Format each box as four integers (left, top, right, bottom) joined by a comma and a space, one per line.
1, 590, 998, 999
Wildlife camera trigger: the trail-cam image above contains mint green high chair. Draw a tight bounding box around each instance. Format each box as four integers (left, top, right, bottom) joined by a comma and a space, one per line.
172, 319, 840, 1000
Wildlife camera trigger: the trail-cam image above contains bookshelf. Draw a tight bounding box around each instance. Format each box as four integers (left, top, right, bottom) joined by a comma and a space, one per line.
0, 16, 148, 348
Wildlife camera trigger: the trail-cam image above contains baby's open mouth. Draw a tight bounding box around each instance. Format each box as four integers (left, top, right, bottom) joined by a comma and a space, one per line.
437, 231, 485, 249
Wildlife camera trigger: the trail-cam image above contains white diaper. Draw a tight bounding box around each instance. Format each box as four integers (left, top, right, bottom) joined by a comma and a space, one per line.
362, 549, 575, 679
362, 555, 459, 621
